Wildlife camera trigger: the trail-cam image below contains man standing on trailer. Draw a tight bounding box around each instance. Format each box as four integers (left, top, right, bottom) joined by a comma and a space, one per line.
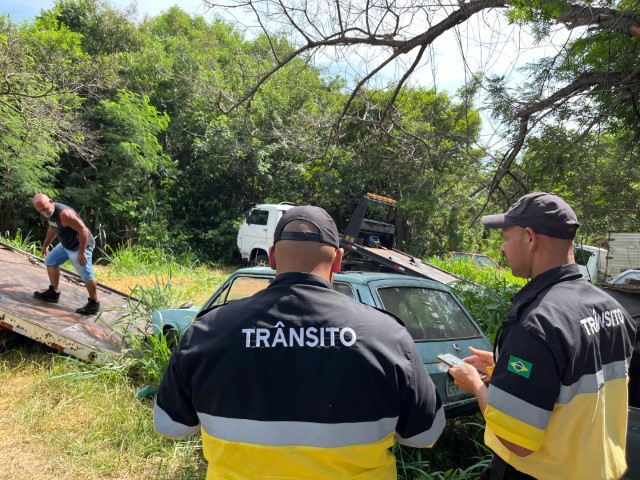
32, 193, 100, 315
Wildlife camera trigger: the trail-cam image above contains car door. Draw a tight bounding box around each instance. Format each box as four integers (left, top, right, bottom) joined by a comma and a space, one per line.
242, 208, 270, 253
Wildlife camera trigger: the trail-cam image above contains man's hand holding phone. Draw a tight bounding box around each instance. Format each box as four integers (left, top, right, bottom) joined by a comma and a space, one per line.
437, 353, 487, 379
462, 346, 494, 378
439, 349, 492, 396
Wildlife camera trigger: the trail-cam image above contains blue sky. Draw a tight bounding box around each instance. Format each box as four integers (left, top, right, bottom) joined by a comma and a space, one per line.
3, 0, 206, 21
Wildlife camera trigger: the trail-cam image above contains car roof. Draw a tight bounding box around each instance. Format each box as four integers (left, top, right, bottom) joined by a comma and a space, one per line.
252, 203, 296, 211
233, 266, 451, 292
612, 269, 640, 280
450, 251, 487, 257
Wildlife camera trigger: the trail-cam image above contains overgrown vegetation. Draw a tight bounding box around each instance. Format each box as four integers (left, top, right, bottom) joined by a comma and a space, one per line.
5, 0, 638, 265
0, 346, 206, 479
0, 229, 40, 256
429, 256, 526, 342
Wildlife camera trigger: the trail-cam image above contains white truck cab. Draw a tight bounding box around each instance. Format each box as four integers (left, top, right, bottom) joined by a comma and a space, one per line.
237, 202, 296, 266
575, 233, 640, 284
574, 244, 608, 284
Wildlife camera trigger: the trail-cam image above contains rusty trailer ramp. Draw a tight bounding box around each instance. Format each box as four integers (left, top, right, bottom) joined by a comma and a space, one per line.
0, 241, 138, 364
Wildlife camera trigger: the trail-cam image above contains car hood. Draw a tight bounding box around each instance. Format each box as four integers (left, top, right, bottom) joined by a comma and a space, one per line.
151, 306, 202, 334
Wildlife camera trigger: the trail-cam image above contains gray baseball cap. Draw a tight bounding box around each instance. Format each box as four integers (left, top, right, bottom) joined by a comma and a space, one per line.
482, 192, 580, 239
274, 206, 340, 248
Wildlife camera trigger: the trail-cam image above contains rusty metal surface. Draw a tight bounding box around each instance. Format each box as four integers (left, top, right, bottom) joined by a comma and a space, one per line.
363, 247, 460, 284
0, 242, 136, 359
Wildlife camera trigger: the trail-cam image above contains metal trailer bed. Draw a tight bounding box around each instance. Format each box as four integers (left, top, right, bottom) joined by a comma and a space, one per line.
0, 241, 137, 364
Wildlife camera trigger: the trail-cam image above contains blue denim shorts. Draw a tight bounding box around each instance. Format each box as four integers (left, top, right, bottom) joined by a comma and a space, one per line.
44, 243, 95, 281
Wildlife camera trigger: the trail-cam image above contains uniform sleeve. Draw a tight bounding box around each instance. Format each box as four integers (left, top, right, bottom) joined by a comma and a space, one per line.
154, 342, 201, 440
485, 321, 561, 452
394, 342, 445, 448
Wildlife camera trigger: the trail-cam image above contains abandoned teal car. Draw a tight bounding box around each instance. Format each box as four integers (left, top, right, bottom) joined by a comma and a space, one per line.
152, 267, 492, 417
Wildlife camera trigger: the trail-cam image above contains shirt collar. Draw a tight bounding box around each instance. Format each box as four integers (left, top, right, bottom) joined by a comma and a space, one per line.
512, 263, 583, 307
269, 271, 334, 290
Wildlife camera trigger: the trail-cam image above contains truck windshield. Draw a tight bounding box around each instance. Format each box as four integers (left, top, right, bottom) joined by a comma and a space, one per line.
376, 286, 481, 341
574, 248, 594, 266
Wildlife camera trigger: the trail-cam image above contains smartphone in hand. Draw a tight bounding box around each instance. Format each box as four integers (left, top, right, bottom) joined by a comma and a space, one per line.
436, 353, 467, 367
437, 353, 487, 379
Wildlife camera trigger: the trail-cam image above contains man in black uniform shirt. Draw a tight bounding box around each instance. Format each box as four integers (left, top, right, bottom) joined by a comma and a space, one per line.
32, 193, 100, 315
154, 205, 444, 479
450, 192, 636, 480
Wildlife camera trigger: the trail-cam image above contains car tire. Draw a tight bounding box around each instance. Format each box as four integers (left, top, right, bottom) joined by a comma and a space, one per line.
163, 328, 180, 350
252, 254, 269, 267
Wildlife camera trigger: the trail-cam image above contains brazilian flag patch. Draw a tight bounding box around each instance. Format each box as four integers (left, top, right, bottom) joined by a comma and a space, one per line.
508, 356, 532, 379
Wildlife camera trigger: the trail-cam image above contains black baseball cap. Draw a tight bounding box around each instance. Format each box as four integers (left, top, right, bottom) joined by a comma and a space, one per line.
274, 206, 340, 248
482, 192, 580, 240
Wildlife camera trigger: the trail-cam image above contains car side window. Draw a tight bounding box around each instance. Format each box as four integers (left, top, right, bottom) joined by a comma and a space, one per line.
333, 282, 355, 299
212, 284, 231, 306
247, 209, 269, 225
227, 277, 271, 302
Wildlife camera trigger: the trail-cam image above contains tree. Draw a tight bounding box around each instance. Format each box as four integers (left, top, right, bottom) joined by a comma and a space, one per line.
59, 90, 174, 245
202, 0, 640, 205
496, 126, 640, 242
54, 0, 143, 55
0, 13, 94, 232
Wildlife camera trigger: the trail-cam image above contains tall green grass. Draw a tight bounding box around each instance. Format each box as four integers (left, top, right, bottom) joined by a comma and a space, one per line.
0, 229, 40, 256
99, 243, 231, 304
394, 417, 492, 479
0, 346, 206, 479
100, 243, 199, 276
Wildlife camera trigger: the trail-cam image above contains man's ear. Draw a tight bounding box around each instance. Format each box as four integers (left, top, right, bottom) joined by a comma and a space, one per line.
330, 248, 344, 273
268, 245, 277, 270
523, 227, 538, 249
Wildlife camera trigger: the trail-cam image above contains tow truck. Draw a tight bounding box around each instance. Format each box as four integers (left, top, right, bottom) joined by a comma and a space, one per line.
339, 193, 459, 285
237, 194, 458, 284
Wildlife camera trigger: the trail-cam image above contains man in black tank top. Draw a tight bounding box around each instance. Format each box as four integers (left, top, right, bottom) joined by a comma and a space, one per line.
32, 193, 100, 315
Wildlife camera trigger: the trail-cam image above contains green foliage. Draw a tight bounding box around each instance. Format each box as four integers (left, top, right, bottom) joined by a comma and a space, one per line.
0, 14, 87, 232
489, 2, 640, 230
394, 417, 491, 479
429, 256, 525, 342
100, 244, 197, 277
6, 0, 638, 282
0, 229, 40, 256
2, 1, 491, 260
54, 0, 143, 55
494, 127, 640, 243
108, 294, 178, 389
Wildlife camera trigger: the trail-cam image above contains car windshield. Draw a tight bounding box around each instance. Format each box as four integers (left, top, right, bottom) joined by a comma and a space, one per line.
376, 286, 481, 341
614, 271, 640, 285
211, 276, 272, 306
474, 256, 497, 268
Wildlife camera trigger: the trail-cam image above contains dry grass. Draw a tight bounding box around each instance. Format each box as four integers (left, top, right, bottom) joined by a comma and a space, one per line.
0, 345, 206, 480
95, 266, 232, 305
0, 258, 229, 480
